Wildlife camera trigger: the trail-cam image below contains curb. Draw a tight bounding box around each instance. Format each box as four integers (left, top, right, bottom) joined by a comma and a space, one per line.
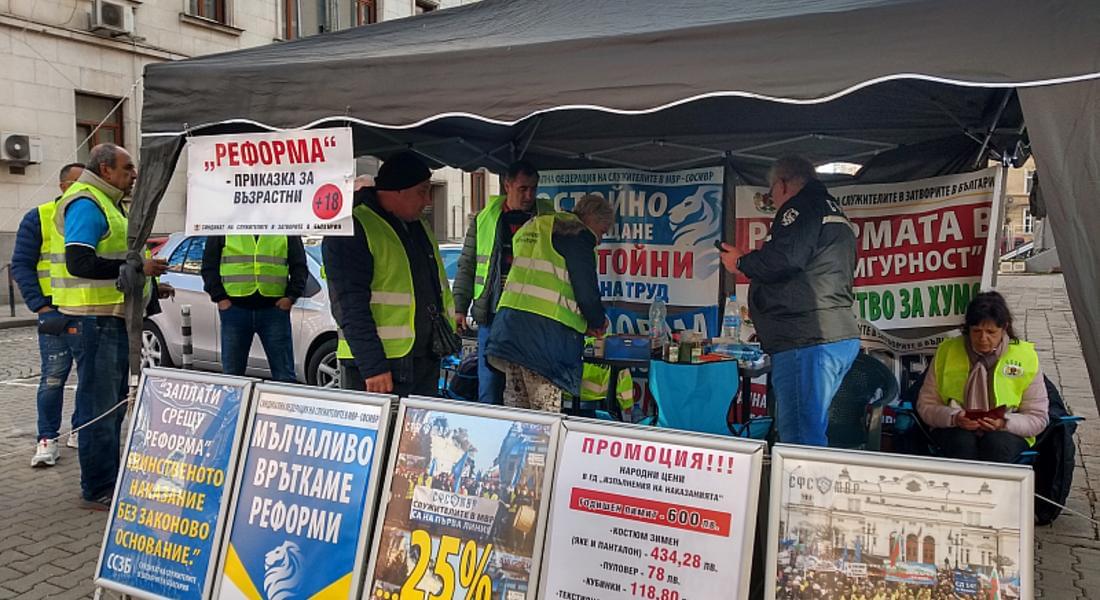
0, 318, 36, 330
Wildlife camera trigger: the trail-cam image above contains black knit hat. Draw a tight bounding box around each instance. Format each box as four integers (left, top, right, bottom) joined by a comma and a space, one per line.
375, 152, 431, 191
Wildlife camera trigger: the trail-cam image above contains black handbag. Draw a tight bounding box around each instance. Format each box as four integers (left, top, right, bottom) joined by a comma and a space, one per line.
428, 304, 462, 357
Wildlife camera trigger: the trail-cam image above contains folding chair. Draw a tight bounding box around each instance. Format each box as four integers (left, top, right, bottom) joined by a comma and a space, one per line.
646, 360, 771, 439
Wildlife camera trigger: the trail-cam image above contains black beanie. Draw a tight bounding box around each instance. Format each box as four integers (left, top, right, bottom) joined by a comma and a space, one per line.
375, 152, 431, 191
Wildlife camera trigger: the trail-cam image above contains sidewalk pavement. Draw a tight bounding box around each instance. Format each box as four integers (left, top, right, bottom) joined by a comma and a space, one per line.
0, 274, 1095, 598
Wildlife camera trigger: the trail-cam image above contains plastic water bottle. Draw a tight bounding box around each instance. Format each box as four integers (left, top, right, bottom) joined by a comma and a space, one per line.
722, 294, 742, 341
648, 297, 668, 352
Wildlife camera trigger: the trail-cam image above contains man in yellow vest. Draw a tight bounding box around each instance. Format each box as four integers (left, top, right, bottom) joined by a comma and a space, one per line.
453, 161, 553, 405
12, 163, 84, 466
201, 234, 307, 382
322, 152, 455, 396
51, 144, 168, 508
484, 194, 613, 412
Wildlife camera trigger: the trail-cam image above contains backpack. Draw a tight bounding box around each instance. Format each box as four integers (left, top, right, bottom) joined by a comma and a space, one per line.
446, 353, 480, 402
1034, 376, 1078, 525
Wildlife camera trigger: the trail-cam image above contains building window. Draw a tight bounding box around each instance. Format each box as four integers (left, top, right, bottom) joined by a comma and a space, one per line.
1025, 169, 1036, 194
356, 0, 377, 24
189, 0, 227, 23
1023, 208, 1034, 234
286, 0, 356, 39
470, 170, 487, 211
415, 0, 437, 14
905, 534, 919, 561
75, 93, 124, 164
847, 498, 860, 512
922, 536, 935, 564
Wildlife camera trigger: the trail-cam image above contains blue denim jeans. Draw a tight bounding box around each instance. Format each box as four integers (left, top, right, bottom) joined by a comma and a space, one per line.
477, 322, 505, 405
64, 316, 129, 501
219, 305, 296, 382
36, 310, 75, 441
771, 338, 861, 446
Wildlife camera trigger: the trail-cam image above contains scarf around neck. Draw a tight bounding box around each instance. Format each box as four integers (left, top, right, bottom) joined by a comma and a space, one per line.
963, 334, 1009, 411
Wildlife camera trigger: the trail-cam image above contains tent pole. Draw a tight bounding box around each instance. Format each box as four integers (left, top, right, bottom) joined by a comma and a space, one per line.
972, 90, 1014, 169
981, 159, 1010, 291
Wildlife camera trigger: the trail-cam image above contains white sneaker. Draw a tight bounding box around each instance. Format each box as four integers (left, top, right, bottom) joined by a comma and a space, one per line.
67, 432, 78, 449
31, 439, 59, 468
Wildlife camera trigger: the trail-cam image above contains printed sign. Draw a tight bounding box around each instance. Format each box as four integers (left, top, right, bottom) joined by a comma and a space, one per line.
539, 167, 724, 336
540, 422, 765, 600
364, 399, 561, 600
95, 369, 251, 600
214, 385, 392, 599
735, 168, 997, 332
765, 445, 1034, 600
186, 127, 354, 235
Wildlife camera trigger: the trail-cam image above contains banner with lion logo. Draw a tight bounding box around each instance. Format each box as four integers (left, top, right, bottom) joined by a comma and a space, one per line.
539, 167, 724, 335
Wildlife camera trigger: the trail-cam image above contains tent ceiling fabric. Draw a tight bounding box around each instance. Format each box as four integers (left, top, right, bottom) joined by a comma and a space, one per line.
140, 0, 1099, 135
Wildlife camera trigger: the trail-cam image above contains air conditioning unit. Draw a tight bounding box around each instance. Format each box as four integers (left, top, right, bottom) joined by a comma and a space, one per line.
0, 133, 43, 166
90, 0, 135, 35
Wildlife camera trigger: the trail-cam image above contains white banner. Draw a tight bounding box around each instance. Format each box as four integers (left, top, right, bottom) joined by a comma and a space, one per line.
186, 127, 354, 236
735, 168, 997, 331
541, 426, 763, 600
539, 167, 724, 313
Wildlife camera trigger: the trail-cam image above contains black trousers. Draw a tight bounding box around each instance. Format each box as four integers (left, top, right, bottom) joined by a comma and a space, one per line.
931, 427, 1030, 463
340, 357, 440, 397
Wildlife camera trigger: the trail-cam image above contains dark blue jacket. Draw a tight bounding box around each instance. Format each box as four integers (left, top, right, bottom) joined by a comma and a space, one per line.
484, 219, 605, 395
10, 204, 51, 312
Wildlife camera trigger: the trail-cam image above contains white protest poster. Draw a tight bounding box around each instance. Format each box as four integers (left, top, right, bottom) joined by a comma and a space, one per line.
186, 127, 354, 236
540, 420, 766, 600
539, 167, 724, 335
766, 445, 1034, 600
735, 168, 997, 334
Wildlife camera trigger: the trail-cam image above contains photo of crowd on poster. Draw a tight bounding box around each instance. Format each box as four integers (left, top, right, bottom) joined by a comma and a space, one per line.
368, 408, 554, 600
774, 457, 1025, 600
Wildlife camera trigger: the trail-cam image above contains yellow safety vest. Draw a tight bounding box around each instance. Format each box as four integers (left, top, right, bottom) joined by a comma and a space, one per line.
320, 264, 353, 360
36, 200, 60, 297
352, 204, 455, 359
497, 213, 588, 334
580, 363, 635, 411
473, 195, 555, 300
219, 235, 289, 297
934, 336, 1040, 445
48, 182, 129, 309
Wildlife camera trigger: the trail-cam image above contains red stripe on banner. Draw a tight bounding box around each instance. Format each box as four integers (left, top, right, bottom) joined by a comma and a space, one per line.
568, 488, 732, 537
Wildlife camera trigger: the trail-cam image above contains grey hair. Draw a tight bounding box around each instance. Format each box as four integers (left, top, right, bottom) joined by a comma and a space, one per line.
768, 155, 818, 185
85, 143, 123, 176
573, 193, 615, 228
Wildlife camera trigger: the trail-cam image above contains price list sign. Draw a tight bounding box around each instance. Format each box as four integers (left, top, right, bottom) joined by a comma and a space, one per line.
540, 422, 765, 600
364, 398, 561, 600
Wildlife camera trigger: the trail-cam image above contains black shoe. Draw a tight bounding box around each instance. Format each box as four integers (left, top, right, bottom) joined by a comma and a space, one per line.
81, 492, 113, 511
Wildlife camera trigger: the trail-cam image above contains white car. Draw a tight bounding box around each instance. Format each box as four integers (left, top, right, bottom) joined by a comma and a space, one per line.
142, 235, 466, 388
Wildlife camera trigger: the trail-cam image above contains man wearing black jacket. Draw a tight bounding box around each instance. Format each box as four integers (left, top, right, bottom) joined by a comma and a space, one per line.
322, 153, 455, 396
720, 155, 860, 446
201, 235, 308, 382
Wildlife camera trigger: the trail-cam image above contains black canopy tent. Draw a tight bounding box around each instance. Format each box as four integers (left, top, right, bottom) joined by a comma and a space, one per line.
128, 0, 1100, 408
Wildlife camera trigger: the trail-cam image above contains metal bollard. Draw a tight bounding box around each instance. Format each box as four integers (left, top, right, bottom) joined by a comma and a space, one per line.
181, 304, 194, 369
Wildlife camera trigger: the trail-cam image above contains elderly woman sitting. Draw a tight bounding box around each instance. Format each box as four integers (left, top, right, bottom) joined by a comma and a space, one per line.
917, 291, 1049, 463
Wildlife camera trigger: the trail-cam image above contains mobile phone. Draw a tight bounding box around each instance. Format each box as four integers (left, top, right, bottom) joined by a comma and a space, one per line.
714, 240, 728, 252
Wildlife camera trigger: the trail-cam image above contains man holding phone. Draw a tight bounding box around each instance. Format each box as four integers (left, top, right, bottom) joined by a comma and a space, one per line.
718, 155, 859, 447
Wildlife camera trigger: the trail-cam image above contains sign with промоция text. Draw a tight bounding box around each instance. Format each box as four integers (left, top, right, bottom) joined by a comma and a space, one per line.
186, 127, 354, 236
95, 369, 252, 600
540, 421, 766, 600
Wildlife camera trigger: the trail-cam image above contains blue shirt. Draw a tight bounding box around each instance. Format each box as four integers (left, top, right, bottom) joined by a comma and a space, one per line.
64, 198, 109, 248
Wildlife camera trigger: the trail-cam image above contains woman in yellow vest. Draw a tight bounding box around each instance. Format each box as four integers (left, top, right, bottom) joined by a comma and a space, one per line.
916, 291, 1048, 462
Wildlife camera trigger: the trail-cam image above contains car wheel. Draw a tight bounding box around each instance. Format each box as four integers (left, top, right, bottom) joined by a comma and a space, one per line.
142, 321, 174, 369
306, 338, 340, 388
